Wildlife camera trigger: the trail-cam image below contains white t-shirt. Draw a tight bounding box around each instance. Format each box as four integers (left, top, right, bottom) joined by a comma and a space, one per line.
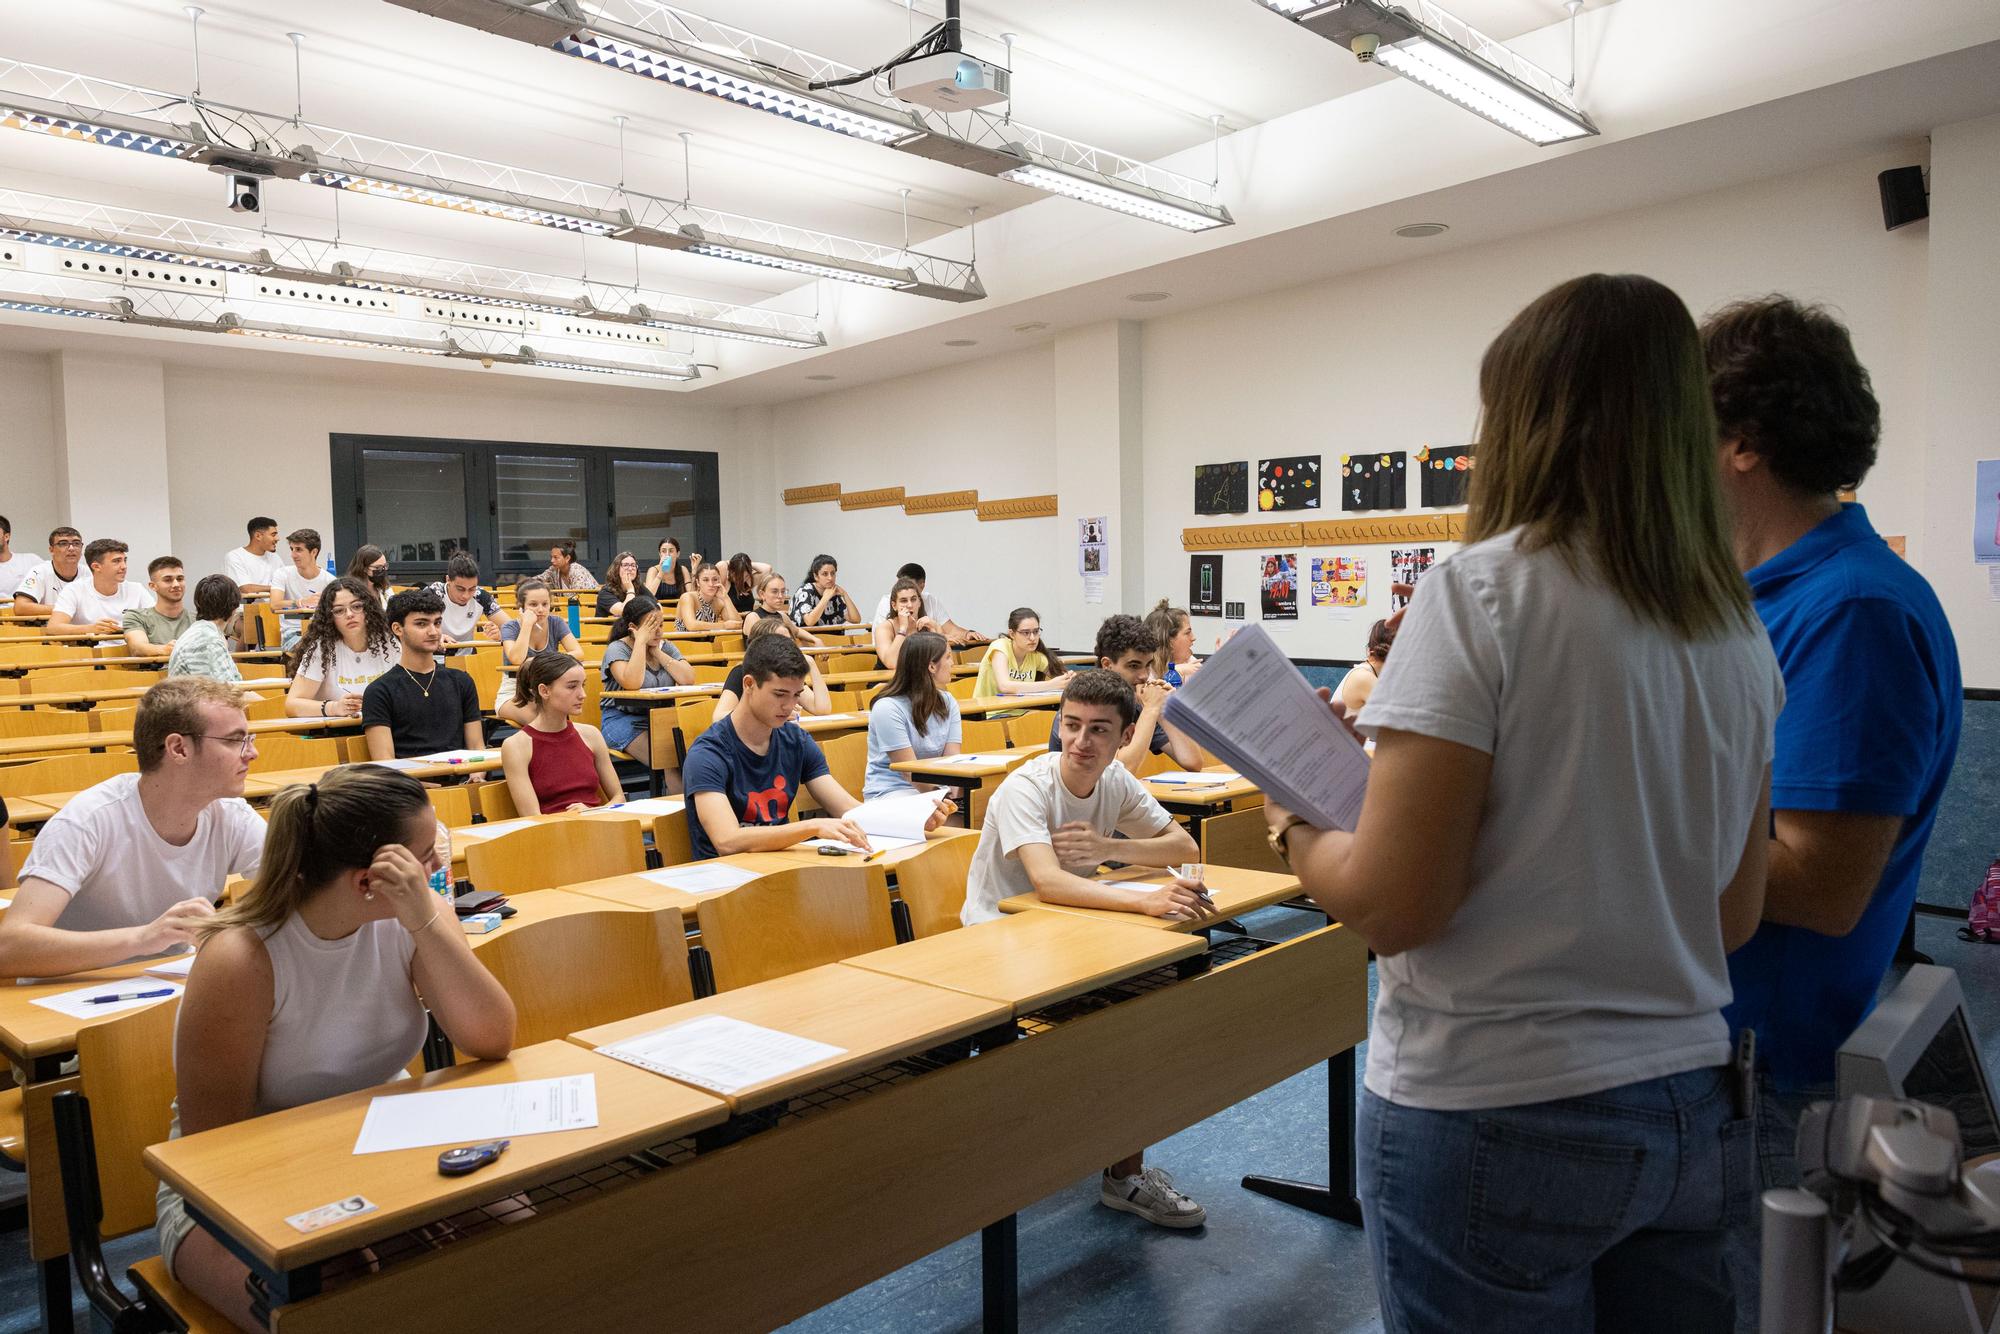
1354, 529, 1785, 1112
14, 561, 78, 605
873, 589, 950, 625
274, 564, 333, 606
424, 583, 501, 641
221, 546, 287, 589
0, 552, 38, 599
299, 640, 396, 703
962, 751, 1173, 926
53, 579, 150, 626
18, 772, 265, 949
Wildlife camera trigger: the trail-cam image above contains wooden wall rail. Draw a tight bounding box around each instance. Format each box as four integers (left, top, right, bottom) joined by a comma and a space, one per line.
1182, 511, 1466, 550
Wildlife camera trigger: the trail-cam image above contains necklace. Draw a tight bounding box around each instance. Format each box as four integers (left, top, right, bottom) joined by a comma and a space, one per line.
402, 664, 438, 698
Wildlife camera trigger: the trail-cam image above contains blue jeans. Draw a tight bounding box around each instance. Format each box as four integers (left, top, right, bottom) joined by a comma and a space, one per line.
1360, 1065, 1754, 1334
1721, 1075, 1831, 1332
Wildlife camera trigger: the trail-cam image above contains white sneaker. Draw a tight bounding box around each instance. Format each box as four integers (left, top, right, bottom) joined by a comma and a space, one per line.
1100, 1165, 1207, 1229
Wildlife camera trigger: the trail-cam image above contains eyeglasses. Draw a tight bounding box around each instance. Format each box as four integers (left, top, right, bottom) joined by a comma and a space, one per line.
51, 539, 83, 549
188, 732, 256, 755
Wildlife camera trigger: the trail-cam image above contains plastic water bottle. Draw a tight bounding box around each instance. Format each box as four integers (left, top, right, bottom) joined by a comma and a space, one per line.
431, 822, 454, 900
566, 595, 581, 638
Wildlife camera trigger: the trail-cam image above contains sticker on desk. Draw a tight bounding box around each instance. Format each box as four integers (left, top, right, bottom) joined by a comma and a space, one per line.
286, 1195, 379, 1235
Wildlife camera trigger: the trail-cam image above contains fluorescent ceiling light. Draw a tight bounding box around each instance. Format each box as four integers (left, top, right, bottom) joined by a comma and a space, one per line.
630, 306, 822, 349
1252, 0, 1596, 146
297, 169, 621, 236
0, 287, 126, 319
0, 222, 271, 272
675, 227, 915, 289
995, 161, 1231, 232
0, 103, 201, 158
521, 349, 700, 381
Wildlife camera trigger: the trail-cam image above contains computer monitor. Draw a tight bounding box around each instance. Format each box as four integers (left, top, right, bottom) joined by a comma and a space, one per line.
1839, 964, 2000, 1158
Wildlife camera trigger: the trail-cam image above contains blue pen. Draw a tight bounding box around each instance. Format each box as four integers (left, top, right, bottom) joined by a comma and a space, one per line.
84, 988, 176, 1005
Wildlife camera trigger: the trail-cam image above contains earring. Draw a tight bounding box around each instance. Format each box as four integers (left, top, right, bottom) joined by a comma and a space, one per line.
364, 890, 375, 901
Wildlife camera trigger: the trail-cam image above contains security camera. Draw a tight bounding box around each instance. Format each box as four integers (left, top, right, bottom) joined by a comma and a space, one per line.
1351, 33, 1381, 61
227, 174, 262, 214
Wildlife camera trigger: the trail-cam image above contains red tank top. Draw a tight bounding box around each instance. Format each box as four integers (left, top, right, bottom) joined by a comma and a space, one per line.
524, 721, 602, 813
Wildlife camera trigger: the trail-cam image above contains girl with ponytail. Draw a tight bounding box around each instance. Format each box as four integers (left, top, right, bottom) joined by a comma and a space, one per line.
161, 764, 515, 1328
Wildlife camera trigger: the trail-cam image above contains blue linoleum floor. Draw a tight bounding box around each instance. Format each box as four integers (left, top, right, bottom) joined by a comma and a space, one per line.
3, 908, 1996, 1333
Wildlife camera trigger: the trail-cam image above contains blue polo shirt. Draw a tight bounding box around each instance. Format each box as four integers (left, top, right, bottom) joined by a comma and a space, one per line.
1724, 505, 1960, 1089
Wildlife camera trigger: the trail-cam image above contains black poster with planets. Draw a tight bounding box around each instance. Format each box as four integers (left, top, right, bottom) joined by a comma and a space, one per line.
1194, 461, 1249, 515
1257, 456, 1321, 511
1340, 452, 1408, 511
1419, 444, 1475, 507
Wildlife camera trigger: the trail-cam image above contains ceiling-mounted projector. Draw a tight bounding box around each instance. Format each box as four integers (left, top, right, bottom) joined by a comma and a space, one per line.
885, 50, 1010, 112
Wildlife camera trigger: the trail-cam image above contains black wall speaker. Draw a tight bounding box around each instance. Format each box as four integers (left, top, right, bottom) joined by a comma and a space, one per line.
1879, 166, 1928, 231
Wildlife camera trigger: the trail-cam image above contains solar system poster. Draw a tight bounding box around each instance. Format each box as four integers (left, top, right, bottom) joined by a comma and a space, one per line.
1257, 456, 1321, 511
1261, 552, 1298, 620
1341, 452, 1408, 511
1194, 461, 1249, 515
1419, 444, 1475, 507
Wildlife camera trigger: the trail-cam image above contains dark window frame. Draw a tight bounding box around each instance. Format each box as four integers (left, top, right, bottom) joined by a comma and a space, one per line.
329, 434, 720, 585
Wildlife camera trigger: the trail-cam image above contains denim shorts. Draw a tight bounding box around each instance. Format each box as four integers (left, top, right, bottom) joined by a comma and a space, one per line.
598, 706, 645, 752
1360, 1065, 1753, 1334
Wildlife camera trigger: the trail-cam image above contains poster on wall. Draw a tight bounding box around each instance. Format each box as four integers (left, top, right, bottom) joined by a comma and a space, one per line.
1189, 555, 1224, 617
1418, 445, 1476, 508
1341, 453, 1408, 511
1260, 553, 1298, 621
1078, 516, 1108, 604
1975, 461, 2000, 563
1195, 461, 1250, 515
1389, 547, 1436, 613
1257, 456, 1322, 511
1311, 556, 1368, 609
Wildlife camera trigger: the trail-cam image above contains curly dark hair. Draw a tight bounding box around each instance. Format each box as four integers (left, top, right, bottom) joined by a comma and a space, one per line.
1091, 613, 1158, 665
1700, 295, 1880, 496
290, 575, 393, 682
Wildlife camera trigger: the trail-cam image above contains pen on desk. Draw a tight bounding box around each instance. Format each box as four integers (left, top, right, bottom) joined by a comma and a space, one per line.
861, 847, 889, 864
84, 988, 175, 1005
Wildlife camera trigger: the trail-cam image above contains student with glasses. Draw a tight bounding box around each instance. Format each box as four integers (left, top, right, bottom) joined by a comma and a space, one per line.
0, 678, 265, 978
12, 526, 84, 615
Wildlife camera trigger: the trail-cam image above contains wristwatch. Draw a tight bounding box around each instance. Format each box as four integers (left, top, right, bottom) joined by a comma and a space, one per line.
1267, 814, 1311, 865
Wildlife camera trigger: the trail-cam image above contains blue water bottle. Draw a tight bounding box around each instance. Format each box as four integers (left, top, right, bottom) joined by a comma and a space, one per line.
566, 595, 581, 638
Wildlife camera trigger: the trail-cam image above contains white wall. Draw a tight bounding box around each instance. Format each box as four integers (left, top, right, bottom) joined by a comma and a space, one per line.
0, 350, 59, 559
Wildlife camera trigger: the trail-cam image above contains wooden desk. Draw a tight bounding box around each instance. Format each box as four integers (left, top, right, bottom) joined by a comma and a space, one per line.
796, 710, 869, 738
599, 685, 722, 704
998, 865, 1304, 932
891, 746, 1039, 824
570, 964, 1008, 1113
0, 649, 285, 675
446, 797, 686, 872
842, 909, 1203, 1011
244, 753, 503, 798
561, 853, 807, 924
0, 681, 285, 710
1140, 768, 1263, 837
957, 693, 1063, 718
3, 796, 56, 826
146, 1042, 728, 1285
0, 715, 359, 761
457, 887, 644, 949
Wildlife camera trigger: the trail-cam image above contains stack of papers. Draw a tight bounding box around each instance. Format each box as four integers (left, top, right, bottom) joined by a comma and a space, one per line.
636, 863, 764, 895
598, 1015, 846, 1095
352, 1074, 599, 1155
808, 790, 946, 854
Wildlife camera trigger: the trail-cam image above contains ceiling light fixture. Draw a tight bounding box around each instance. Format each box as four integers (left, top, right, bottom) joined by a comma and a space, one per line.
1251, 0, 1597, 146
1393, 222, 1448, 237
995, 160, 1229, 232
1126, 291, 1171, 302
0, 287, 126, 319
943, 338, 977, 347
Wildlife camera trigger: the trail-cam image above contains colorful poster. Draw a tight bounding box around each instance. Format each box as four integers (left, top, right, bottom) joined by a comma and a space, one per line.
1341, 452, 1408, 511
1257, 456, 1322, 511
1195, 461, 1249, 515
1260, 552, 1298, 620
1418, 444, 1475, 508
1311, 556, 1368, 609
1975, 461, 2000, 563
1389, 547, 1435, 613
1189, 555, 1223, 617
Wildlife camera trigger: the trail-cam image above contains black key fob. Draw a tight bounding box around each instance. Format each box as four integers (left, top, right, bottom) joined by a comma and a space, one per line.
817, 845, 851, 856
438, 1139, 509, 1176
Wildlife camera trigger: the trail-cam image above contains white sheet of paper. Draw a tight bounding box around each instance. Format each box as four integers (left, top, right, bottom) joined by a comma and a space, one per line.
637, 863, 764, 894
411, 749, 492, 765
351, 1074, 598, 1155
31, 978, 183, 1018
1147, 771, 1240, 785
585, 797, 684, 820
0, 897, 11, 909
597, 1015, 846, 1095
1099, 879, 1170, 898
143, 955, 197, 979
846, 791, 943, 843
799, 834, 923, 856
372, 758, 429, 772
639, 684, 711, 695
461, 818, 536, 841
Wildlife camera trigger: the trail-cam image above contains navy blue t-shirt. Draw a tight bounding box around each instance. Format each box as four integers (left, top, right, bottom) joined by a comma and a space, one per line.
1724, 505, 1961, 1089
682, 716, 831, 861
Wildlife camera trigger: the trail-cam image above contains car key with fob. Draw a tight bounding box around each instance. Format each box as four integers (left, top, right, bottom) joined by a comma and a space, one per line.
437, 1139, 510, 1176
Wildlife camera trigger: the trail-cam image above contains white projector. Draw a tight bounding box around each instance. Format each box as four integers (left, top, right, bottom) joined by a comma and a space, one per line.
886, 51, 1010, 112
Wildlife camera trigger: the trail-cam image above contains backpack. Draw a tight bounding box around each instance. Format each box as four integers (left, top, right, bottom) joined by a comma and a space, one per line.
1959, 858, 2000, 943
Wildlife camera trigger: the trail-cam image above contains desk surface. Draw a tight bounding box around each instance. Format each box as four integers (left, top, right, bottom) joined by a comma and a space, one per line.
842, 909, 1203, 1012
0, 960, 161, 1066
599, 685, 722, 703
1139, 769, 1261, 808
559, 853, 806, 922
145, 1040, 727, 1271
998, 865, 1303, 932
245, 753, 503, 796
956, 694, 1063, 718
459, 887, 648, 949
447, 797, 687, 855
0, 680, 296, 710
0, 714, 357, 760
891, 746, 1039, 779
570, 963, 1007, 1113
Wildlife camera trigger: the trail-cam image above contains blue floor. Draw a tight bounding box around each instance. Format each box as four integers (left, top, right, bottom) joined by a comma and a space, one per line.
3, 908, 1996, 1333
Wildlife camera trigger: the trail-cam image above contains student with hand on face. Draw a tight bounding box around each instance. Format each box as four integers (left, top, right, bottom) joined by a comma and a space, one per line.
790, 554, 854, 631
161, 764, 516, 1330
724, 552, 770, 615
220, 516, 286, 597
963, 669, 1208, 1229
500, 653, 624, 815
285, 576, 397, 719
714, 617, 831, 725
594, 552, 642, 620
599, 595, 696, 779
361, 588, 483, 760
870, 562, 987, 646
686, 635, 946, 860
122, 556, 194, 659
48, 537, 149, 639
676, 562, 743, 631
1048, 615, 1202, 773
424, 554, 509, 654
0, 678, 264, 979
167, 576, 245, 683
496, 578, 584, 726
874, 577, 941, 671
12, 526, 83, 615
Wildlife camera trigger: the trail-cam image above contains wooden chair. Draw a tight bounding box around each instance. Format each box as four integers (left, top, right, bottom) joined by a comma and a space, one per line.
476, 781, 520, 822
709, 633, 744, 655
0, 710, 91, 740
1006, 712, 1055, 748
691, 663, 731, 685
695, 865, 895, 991
242, 694, 289, 721
428, 784, 478, 830
580, 665, 606, 729
946, 676, 979, 701
464, 818, 646, 895
459, 651, 503, 713
894, 834, 976, 938
829, 652, 877, 674
247, 734, 342, 773
471, 907, 694, 1049
650, 812, 694, 869
88, 706, 137, 734
26, 669, 160, 694
51, 997, 232, 1330
818, 732, 867, 802
0, 752, 136, 799
1198, 806, 1289, 875
674, 696, 716, 760
960, 719, 1007, 752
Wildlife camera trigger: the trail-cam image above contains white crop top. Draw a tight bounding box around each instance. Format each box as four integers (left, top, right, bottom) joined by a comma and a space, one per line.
250, 913, 427, 1115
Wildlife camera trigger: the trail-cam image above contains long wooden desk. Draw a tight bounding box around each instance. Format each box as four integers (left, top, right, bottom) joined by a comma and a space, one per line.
892, 745, 1040, 824
843, 908, 1203, 1010
0, 649, 286, 676
0, 714, 359, 761
446, 796, 687, 873
0, 680, 295, 710
957, 692, 1063, 718
998, 865, 1304, 932
1138, 767, 1264, 837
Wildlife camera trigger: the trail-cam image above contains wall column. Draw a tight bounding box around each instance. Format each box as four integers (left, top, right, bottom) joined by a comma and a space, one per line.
1050, 320, 1144, 650
49, 352, 175, 563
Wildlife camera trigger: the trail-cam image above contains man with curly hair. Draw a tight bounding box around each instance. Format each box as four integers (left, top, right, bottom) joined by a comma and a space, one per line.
1703, 295, 1961, 1329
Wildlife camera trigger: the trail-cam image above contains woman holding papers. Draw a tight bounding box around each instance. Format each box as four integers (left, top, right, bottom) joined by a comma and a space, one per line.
164, 765, 516, 1330
1265, 275, 1781, 1332
501, 653, 625, 814
864, 631, 964, 799
599, 595, 697, 775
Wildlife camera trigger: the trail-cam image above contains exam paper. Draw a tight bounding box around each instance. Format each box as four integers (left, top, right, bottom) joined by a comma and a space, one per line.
352, 1074, 598, 1155
143, 955, 197, 979
1162, 624, 1369, 832
847, 791, 945, 844
637, 863, 764, 894
585, 797, 684, 819
1146, 771, 1240, 786
799, 835, 923, 856
31, 978, 183, 1018
639, 683, 712, 695
598, 1015, 846, 1096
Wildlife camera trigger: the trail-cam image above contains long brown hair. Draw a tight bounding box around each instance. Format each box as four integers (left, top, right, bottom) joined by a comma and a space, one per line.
604, 551, 638, 598
1144, 599, 1188, 679
1464, 273, 1751, 639
876, 630, 952, 734
289, 575, 393, 682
